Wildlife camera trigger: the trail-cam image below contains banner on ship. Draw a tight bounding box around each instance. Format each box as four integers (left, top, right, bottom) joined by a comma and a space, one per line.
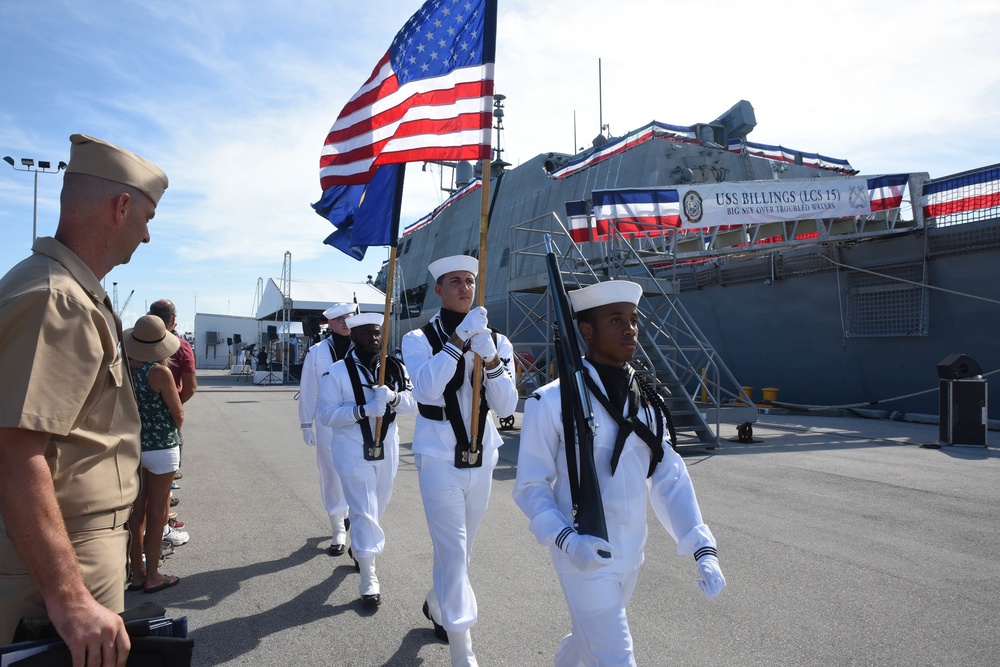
676, 178, 872, 228
602, 178, 873, 231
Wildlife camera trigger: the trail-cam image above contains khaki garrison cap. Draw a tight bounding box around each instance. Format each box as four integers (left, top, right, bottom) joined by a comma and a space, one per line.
66, 133, 169, 205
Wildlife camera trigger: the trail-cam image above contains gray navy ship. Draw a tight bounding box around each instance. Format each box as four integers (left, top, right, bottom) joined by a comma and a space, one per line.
377, 99, 1000, 445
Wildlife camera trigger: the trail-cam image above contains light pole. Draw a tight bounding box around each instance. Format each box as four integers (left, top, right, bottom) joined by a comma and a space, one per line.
3, 155, 67, 243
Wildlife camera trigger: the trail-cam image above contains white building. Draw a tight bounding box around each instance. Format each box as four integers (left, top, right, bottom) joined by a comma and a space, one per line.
193, 278, 388, 371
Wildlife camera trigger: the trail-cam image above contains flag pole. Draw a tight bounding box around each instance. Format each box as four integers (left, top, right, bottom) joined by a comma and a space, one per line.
468, 158, 492, 465
372, 166, 406, 458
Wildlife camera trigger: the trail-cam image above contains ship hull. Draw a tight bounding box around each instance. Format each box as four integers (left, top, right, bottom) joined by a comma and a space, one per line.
385, 122, 1000, 417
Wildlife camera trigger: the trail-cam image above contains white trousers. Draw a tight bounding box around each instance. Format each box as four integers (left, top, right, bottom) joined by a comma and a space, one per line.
316, 435, 349, 525
333, 446, 398, 560
416, 451, 498, 633
553, 566, 640, 667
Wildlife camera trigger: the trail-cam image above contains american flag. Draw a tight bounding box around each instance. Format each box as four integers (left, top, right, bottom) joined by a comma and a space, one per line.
319, 0, 496, 189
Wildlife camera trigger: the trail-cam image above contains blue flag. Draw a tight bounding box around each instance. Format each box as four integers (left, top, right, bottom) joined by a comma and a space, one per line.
312, 164, 403, 261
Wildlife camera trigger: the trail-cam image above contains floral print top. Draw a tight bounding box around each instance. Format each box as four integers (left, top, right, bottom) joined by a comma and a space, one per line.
132, 361, 181, 452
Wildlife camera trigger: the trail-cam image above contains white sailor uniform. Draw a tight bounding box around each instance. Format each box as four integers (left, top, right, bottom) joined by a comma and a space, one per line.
298, 336, 350, 541
513, 360, 718, 667
401, 312, 518, 633
316, 350, 415, 559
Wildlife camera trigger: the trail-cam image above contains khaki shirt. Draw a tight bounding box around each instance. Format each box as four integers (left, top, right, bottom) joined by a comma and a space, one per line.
0, 237, 141, 530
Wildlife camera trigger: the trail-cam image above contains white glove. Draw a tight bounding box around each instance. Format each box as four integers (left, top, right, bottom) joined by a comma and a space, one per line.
469, 332, 497, 362
563, 531, 613, 572
696, 555, 726, 598
455, 306, 489, 341
301, 427, 316, 447
363, 398, 387, 419
373, 385, 397, 406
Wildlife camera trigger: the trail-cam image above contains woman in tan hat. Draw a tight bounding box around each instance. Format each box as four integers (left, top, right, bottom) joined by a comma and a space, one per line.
124, 314, 185, 593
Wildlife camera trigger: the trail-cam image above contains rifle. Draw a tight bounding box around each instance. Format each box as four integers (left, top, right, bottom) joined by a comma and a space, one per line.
543, 234, 608, 543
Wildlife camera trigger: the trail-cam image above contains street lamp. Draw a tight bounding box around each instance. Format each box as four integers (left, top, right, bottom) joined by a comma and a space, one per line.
3, 155, 68, 243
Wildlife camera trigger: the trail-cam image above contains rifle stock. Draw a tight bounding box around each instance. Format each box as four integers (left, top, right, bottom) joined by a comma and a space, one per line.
544, 235, 608, 542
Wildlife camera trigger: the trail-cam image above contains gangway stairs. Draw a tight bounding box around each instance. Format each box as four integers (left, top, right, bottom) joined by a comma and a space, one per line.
506, 214, 756, 449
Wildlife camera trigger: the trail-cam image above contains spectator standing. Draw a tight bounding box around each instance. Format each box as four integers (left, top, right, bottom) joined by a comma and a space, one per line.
124, 315, 186, 594
148, 299, 197, 404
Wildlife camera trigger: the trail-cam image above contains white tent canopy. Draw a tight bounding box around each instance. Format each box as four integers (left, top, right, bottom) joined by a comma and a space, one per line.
255, 278, 386, 321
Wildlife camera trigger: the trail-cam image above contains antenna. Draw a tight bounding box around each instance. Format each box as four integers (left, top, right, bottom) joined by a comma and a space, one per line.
492, 93, 509, 171
573, 110, 577, 154
598, 58, 603, 140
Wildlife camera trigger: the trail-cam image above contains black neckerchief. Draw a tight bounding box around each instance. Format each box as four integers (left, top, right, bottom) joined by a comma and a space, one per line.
355, 347, 377, 372
438, 307, 465, 336
330, 332, 352, 361
583, 363, 664, 477
590, 360, 630, 415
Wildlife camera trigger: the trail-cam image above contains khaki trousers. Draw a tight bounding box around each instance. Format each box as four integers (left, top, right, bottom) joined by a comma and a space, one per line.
0, 519, 129, 643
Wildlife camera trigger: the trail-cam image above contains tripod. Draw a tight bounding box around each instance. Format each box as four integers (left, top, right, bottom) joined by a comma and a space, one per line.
256, 343, 282, 385
237, 345, 257, 384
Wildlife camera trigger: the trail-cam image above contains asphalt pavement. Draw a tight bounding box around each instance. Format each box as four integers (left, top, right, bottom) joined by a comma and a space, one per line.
141, 370, 1000, 666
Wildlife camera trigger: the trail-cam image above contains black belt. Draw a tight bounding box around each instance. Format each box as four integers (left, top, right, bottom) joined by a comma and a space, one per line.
418, 403, 446, 421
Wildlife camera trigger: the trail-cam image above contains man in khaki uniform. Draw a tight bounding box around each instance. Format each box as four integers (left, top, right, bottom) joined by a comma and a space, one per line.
0, 134, 168, 664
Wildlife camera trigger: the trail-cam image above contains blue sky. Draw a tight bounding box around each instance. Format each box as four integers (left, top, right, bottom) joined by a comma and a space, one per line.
2, 0, 998, 334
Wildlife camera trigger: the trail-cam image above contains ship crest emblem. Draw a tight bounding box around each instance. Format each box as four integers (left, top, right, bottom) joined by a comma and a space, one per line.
849, 185, 868, 209
682, 190, 703, 224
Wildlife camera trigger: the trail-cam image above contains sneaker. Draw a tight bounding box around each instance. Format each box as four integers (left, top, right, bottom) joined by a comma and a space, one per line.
170, 496, 180, 507
163, 527, 190, 546
168, 517, 185, 529
170, 481, 180, 490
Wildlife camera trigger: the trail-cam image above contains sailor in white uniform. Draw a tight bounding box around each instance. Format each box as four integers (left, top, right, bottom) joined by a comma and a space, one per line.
513, 280, 726, 667
401, 255, 518, 667
298, 302, 355, 556
316, 312, 416, 609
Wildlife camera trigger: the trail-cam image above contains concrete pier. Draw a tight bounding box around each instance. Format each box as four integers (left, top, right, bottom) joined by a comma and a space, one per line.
143, 370, 999, 666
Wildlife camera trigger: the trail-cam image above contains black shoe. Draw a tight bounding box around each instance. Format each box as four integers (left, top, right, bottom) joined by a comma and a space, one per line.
348, 547, 360, 572
361, 593, 381, 610
169, 496, 180, 507
422, 601, 448, 642
328, 544, 345, 557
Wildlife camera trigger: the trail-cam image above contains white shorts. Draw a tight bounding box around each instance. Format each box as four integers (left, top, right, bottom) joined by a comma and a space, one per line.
141, 447, 181, 475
